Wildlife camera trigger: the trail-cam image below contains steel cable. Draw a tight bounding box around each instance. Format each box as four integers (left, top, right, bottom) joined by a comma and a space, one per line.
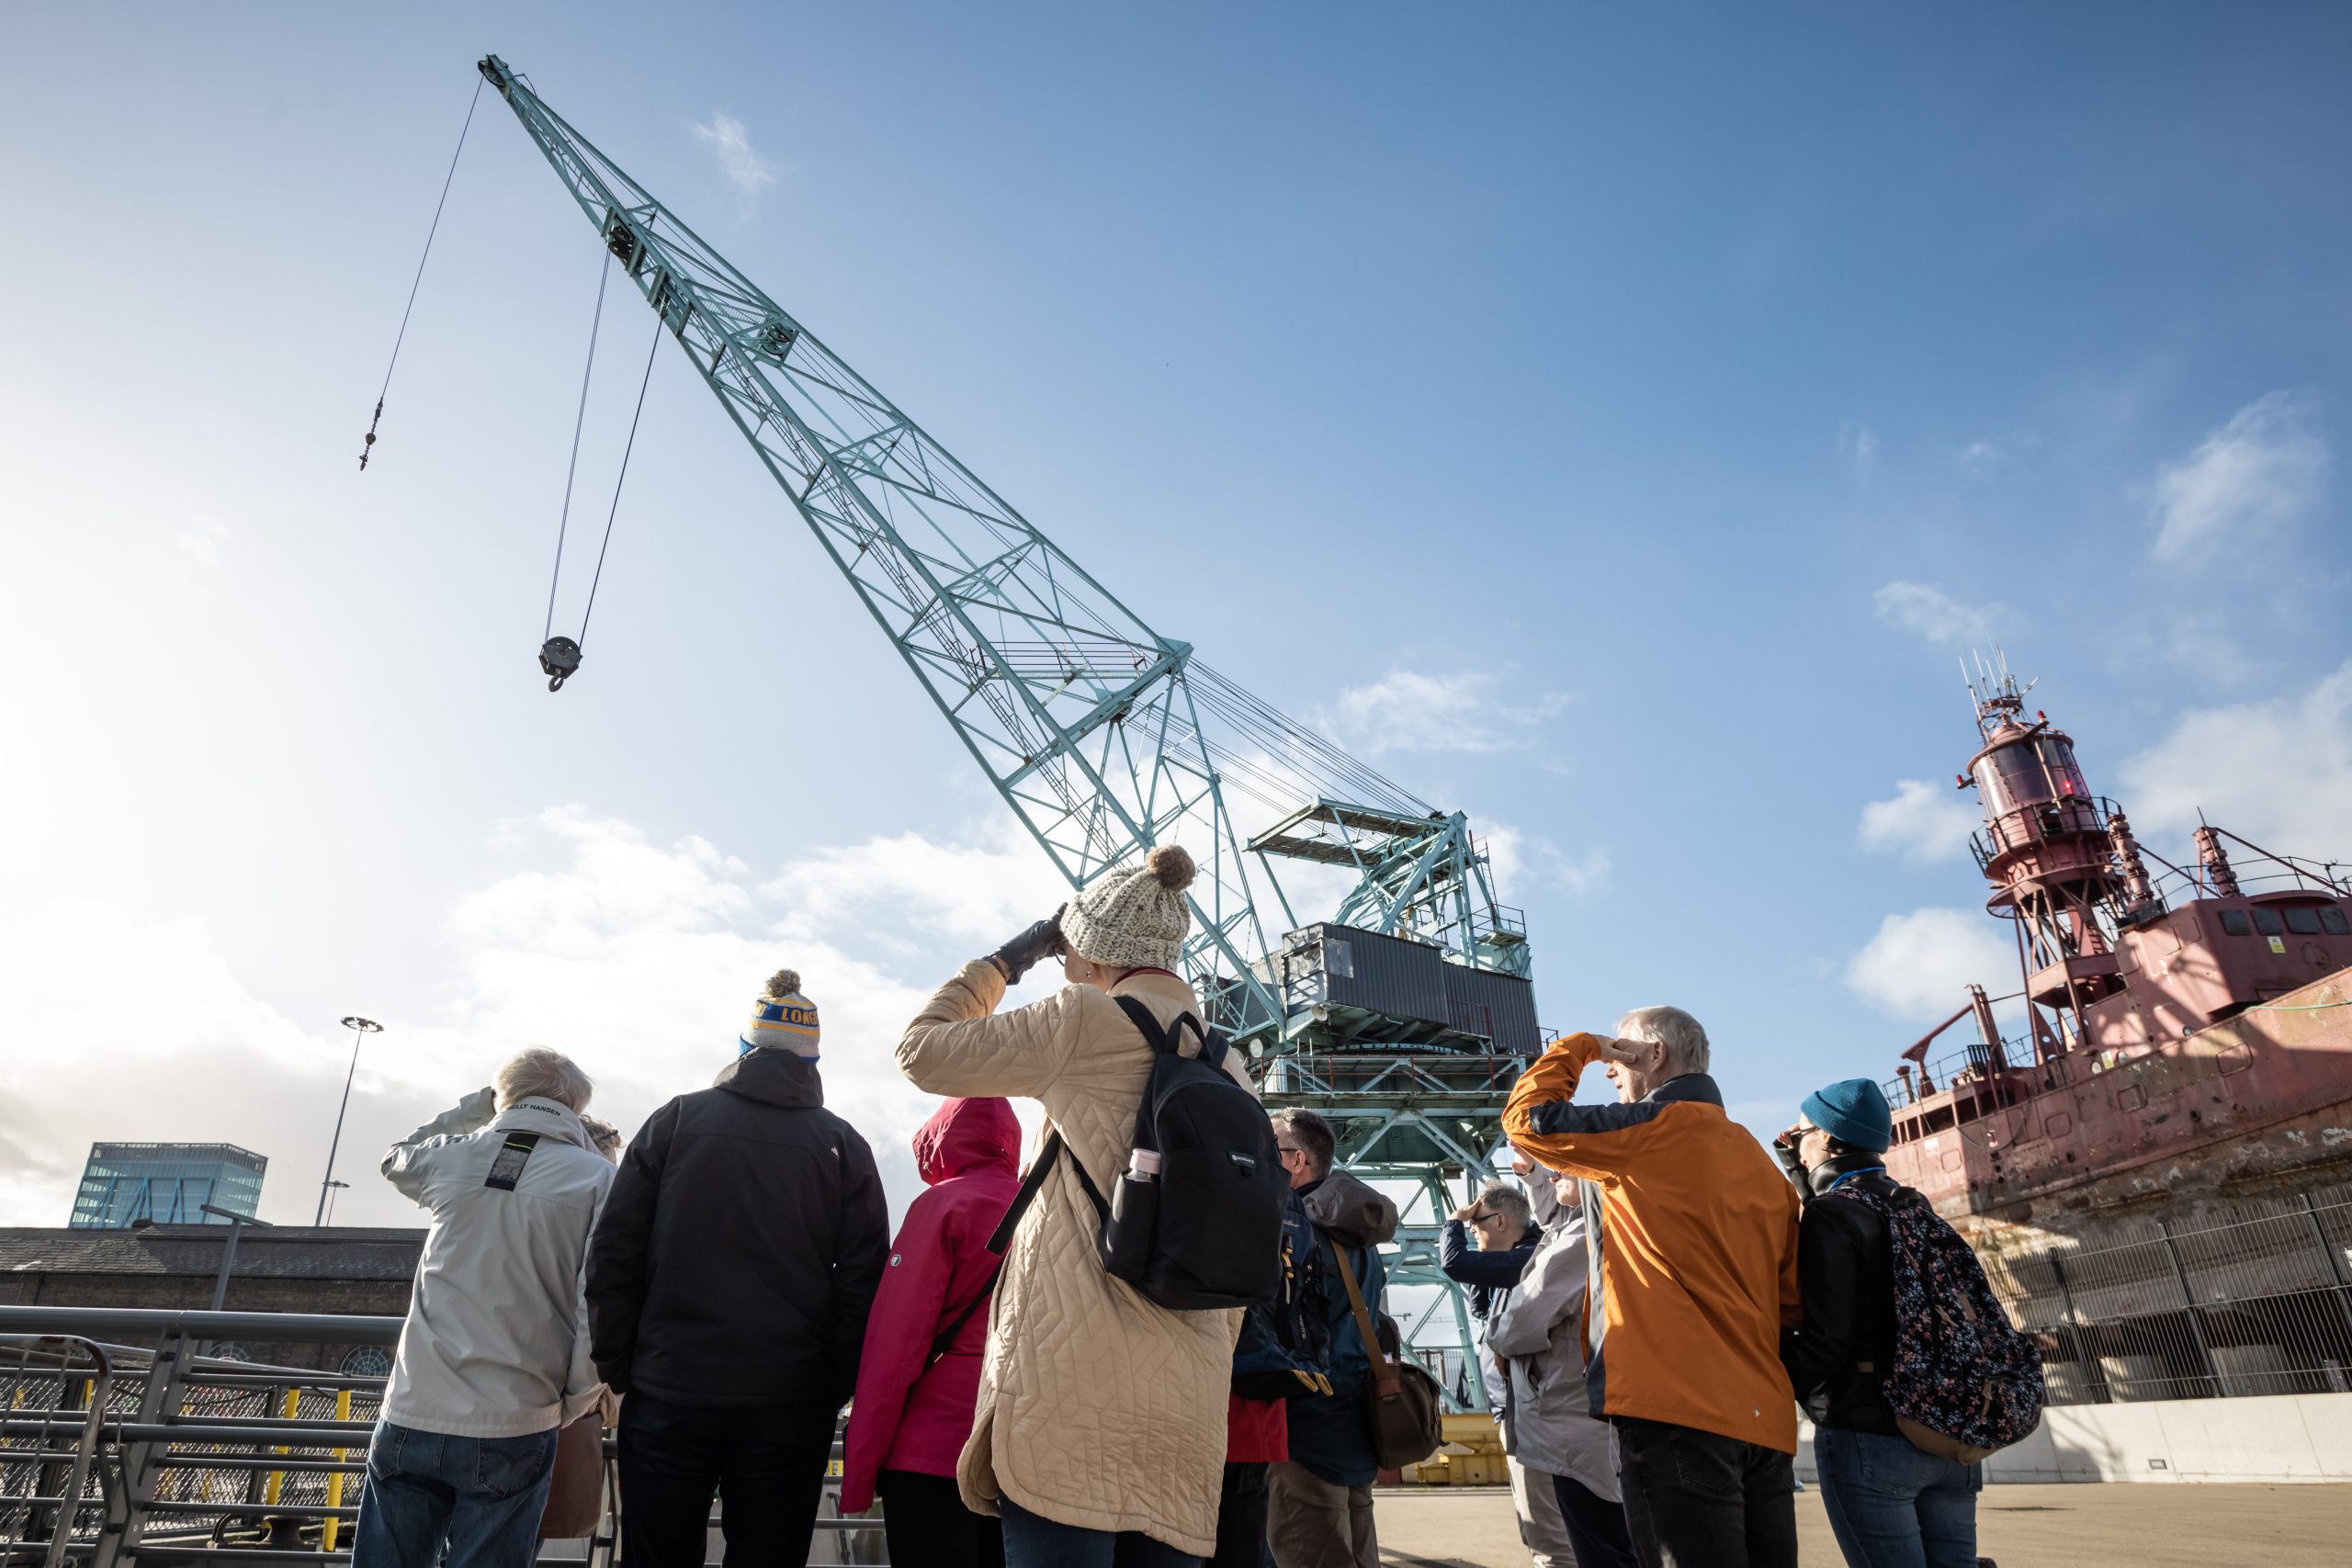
358, 74, 485, 469
544, 251, 612, 642
576, 309, 665, 647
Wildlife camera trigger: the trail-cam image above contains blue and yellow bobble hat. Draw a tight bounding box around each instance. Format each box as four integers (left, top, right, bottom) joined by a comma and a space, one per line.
741, 968, 820, 1059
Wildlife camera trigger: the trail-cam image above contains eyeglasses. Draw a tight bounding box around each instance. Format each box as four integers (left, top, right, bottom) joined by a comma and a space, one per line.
1276, 1145, 1306, 1159
1469, 1210, 1510, 1230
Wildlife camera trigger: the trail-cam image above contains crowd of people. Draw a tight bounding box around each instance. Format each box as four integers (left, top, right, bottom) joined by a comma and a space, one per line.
348, 842, 1996, 1568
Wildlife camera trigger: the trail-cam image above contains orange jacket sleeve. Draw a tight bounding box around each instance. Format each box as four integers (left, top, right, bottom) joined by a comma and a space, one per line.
1502, 1033, 1657, 1179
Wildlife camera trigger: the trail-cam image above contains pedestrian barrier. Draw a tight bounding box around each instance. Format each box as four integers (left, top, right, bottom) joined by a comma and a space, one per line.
0, 1309, 883, 1568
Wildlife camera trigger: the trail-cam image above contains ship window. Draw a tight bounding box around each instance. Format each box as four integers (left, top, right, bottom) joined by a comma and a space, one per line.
2285, 907, 2324, 935
2251, 908, 2284, 936
2323, 908, 2351, 936
2217, 909, 2251, 936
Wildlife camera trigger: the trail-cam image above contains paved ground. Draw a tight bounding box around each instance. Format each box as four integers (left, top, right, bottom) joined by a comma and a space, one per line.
1373, 1482, 2352, 1566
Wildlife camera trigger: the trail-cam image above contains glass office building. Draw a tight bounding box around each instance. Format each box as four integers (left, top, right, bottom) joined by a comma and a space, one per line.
69, 1143, 267, 1228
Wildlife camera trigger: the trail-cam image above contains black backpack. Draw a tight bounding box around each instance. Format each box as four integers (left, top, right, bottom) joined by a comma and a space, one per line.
987, 997, 1286, 1310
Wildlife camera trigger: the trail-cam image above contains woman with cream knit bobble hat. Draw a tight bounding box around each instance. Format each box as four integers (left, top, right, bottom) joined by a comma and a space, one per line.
897, 844, 1259, 1567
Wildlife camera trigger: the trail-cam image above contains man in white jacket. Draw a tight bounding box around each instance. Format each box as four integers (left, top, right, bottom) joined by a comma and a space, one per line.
1487, 1168, 1636, 1568
353, 1049, 615, 1568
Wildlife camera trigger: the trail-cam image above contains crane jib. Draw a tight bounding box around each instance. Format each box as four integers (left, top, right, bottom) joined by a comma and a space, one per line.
466, 53, 1536, 1057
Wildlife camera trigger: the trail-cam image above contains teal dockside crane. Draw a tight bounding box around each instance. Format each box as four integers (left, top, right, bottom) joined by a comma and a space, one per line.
472, 54, 1545, 1405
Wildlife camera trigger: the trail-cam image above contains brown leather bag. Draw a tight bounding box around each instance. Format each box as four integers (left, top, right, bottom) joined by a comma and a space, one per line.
536, 1413, 606, 1540
1333, 1244, 1443, 1469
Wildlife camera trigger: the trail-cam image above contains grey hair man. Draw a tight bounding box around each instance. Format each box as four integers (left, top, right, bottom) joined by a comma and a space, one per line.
356, 1048, 616, 1568
1441, 1167, 1558, 1562
1503, 1008, 1804, 1568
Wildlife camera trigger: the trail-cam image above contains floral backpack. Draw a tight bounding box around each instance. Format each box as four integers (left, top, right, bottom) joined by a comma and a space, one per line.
1830, 1182, 2045, 1463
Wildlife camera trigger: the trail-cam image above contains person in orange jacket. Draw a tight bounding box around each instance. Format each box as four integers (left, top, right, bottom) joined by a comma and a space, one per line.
1501, 1008, 1803, 1568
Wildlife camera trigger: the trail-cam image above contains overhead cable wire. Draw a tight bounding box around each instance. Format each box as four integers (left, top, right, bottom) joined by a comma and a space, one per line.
576, 309, 665, 646
544, 251, 613, 642
358, 73, 485, 470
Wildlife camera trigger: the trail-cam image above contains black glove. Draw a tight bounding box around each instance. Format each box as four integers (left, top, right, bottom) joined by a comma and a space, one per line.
989, 908, 1067, 984
1770, 1132, 1806, 1188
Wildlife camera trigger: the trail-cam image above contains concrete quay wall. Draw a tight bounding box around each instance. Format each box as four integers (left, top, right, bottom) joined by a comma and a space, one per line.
1799, 1392, 2352, 1483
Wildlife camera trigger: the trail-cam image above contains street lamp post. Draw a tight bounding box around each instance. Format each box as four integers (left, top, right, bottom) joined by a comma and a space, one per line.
317, 1017, 382, 1226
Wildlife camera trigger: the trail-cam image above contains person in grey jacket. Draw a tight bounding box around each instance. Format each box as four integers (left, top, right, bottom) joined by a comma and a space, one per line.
1487, 1172, 1635, 1568
355, 1048, 615, 1568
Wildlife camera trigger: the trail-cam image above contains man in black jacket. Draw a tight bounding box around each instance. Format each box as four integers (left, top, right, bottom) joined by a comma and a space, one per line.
1778, 1077, 1983, 1568
586, 970, 889, 1568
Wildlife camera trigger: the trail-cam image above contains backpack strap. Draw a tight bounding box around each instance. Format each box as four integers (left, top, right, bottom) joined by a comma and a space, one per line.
1113, 994, 1224, 1068
1331, 1243, 1401, 1401
981, 1129, 1113, 1259
928, 1265, 1000, 1366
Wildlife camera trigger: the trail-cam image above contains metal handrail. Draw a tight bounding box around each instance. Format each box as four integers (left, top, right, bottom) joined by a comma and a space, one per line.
0, 1306, 884, 1567
0, 1310, 402, 1347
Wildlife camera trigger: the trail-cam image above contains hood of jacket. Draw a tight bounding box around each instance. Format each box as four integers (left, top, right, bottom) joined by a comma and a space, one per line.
1301, 1168, 1398, 1248
914, 1096, 1021, 1186
712, 1046, 826, 1110
488, 1095, 596, 1152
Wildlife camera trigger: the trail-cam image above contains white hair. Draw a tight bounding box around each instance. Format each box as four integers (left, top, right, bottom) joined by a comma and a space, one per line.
1615, 1005, 1711, 1079
494, 1048, 594, 1113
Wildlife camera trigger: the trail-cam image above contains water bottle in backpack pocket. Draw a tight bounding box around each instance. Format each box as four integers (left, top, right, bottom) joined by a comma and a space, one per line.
1099, 1148, 1161, 1281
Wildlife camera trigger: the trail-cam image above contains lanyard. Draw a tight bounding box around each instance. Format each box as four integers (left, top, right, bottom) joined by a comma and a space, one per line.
1826, 1166, 1886, 1191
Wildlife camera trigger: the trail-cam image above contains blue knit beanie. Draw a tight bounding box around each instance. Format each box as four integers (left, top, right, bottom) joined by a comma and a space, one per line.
1801, 1077, 1892, 1154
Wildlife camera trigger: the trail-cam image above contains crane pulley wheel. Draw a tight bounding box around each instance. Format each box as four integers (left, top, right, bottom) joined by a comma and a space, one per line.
539, 637, 583, 692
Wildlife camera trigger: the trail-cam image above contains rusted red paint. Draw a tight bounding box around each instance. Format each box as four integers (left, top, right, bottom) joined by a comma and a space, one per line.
1885, 666, 2352, 1229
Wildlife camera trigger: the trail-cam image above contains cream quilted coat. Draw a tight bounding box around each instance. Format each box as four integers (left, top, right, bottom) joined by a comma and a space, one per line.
897, 961, 1248, 1555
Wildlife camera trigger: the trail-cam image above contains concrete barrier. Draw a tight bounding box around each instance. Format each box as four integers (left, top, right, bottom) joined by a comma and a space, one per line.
1797, 1393, 2352, 1483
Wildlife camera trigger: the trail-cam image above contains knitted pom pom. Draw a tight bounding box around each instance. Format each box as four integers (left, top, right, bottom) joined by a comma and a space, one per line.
1146, 842, 1196, 892
766, 968, 802, 998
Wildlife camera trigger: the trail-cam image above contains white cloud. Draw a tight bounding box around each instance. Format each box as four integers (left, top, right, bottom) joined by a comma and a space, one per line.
1839, 422, 1878, 485
1486, 824, 1611, 897
692, 113, 778, 200
1957, 439, 2002, 474
0, 807, 1073, 1230
1844, 907, 2017, 1021
1328, 669, 1566, 755
2148, 391, 2328, 561
2116, 660, 2352, 860
175, 515, 230, 565
1857, 779, 1979, 864
1871, 581, 2000, 646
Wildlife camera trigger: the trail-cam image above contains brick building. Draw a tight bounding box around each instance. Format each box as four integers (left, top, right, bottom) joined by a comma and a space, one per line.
0, 1224, 424, 1372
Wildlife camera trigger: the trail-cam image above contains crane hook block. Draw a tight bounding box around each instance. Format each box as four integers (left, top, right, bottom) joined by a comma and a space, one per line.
538, 637, 582, 693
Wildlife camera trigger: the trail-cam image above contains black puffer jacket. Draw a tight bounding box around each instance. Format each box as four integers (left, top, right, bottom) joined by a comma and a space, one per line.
585, 1050, 888, 1408
1781, 1152, 1901, 1435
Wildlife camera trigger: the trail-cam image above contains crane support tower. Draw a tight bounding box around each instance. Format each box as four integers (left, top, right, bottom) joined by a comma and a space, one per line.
475, 55, 1546, 1404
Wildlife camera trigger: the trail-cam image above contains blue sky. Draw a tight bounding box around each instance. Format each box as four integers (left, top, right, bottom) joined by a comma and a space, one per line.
3, 3, 2348, 1228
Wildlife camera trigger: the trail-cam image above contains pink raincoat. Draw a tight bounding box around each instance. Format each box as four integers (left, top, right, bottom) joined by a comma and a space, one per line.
839, 1096, 1021, 1514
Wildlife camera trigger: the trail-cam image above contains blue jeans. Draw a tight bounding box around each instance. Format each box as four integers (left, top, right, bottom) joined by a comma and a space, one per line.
1812, 1427, 1982, 1568
1001, 1497, 1200, 1568
352, 1420, 560, 1568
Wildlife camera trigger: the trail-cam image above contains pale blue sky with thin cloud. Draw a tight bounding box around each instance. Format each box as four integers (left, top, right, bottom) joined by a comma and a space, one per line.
3, 3, 2348, 1224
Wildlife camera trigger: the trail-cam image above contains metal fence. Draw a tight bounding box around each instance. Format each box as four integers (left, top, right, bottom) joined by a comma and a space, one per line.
0, 1308, 878, 1568
1982, 1182, 2352, 1404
